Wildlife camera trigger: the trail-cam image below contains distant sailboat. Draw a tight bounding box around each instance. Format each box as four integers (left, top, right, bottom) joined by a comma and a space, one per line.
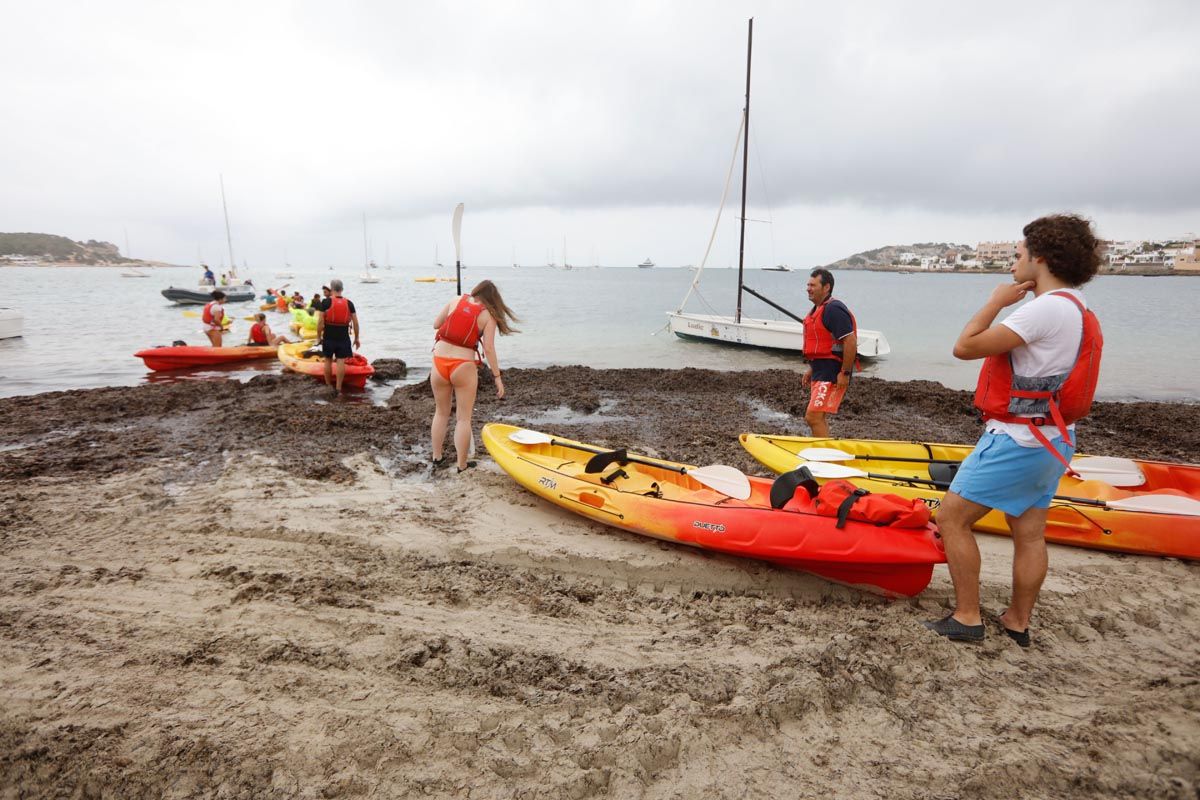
360, 214, 381, 283
638, 258, 655, 268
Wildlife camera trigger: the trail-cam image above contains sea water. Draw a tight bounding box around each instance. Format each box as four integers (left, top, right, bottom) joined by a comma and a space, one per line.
0, 265, 1196, 402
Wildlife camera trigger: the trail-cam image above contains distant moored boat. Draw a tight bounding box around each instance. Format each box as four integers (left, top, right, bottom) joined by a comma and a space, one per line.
638, 258, 655, 268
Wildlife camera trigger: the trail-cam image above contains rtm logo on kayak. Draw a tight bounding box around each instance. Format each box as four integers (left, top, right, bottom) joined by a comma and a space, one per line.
538, 477, 557, 490
693, 520, 726, 533
924, 497, 942, 510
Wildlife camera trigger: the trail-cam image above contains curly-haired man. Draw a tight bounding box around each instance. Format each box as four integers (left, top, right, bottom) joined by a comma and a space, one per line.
925, 214, 1103, 647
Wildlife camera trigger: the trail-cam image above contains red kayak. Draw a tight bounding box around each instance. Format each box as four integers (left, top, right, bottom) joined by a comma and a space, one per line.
134, 345, 278, 372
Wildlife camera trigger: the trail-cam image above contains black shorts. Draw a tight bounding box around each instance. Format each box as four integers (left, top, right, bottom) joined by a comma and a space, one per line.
809, 358, 844, 382
322, 336, 354, 359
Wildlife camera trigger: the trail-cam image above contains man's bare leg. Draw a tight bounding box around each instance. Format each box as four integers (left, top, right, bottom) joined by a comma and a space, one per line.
936, 491, 993, 626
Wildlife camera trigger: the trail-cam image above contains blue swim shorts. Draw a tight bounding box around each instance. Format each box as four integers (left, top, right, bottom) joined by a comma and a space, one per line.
948, 431, 1075, 517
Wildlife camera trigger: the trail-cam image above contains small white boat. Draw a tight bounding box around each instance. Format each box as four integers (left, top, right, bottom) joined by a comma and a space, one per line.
275, 271, 295, 279
121, 267, 150, 278
761, 264, 791, 272
0, 308, 24, 340
360, 273, 381, 284
638, 258, 655, 268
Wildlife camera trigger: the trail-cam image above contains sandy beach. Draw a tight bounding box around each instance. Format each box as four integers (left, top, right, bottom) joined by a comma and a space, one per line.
1, 367, 1198, 798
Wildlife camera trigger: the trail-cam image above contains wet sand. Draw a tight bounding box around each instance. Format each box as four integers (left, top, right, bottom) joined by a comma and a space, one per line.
1, 367, 1198, 798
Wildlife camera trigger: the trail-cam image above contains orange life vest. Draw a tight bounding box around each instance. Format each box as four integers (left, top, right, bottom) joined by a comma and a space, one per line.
275, 295, 288, 312
803, 298, 857, 361
324, 296, 351, 326
974, 290, 1103, 472
249, 321, 268, 344
436, 295, 484, 350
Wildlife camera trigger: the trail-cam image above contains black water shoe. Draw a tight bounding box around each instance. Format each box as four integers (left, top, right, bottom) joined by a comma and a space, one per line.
923, 614, 985, 642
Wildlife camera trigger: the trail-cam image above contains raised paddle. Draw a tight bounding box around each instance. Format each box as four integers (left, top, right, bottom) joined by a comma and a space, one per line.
796, 447, 1147, 488
794, 460, 1200, 517
507, 429, 752, 500
452, 202, 464, 296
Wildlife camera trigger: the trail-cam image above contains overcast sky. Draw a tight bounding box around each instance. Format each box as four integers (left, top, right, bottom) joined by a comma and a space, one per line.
3, 1, 1198, 269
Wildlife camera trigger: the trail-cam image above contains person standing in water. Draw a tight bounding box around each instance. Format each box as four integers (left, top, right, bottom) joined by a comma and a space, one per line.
925, 214, 1103, 647
202, 290, 227, 347
430, 280, 519, 472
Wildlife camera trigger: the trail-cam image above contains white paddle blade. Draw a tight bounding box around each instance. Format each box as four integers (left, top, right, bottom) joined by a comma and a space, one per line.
1073, 469, 1146, 488
1107, 494, 1200, 517
797, 447, 856, 462
451, 203, 464, 261
508, 429, 554, 445
1071, 456, 1145, 485
687, 465, 752, 500
794, 460, 868, 480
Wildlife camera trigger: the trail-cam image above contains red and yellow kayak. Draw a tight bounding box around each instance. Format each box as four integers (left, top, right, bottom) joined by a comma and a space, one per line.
134, 344, 277, 371
483, 423, 946, 597
277, 342, 374, 388
740, 434, 1200, 560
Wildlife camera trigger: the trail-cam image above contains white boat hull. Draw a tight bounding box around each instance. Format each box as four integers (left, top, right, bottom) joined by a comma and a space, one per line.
0, 308, 24, 340
666, 312, 890, 359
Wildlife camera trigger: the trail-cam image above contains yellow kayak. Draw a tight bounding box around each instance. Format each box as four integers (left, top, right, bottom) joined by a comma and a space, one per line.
288, 321, 319, 339
739, 433, 1200, 560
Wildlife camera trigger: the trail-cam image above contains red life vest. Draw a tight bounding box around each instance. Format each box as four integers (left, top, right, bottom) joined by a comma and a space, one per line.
813, 480, 932, 530
803, 298, 857, 361
249, 322, 268, 344
324, 296, 351, 326
202, 301, 220, 326
436, 295, 484, 349
974, 290, 1103, 473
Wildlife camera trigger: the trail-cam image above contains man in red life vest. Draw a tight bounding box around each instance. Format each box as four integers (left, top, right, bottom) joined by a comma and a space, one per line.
801, 268, 857, 437
246, 313, 289, 347
317, 279, 361, 392
201, 290, 227, 347
925, 214, 1103, 647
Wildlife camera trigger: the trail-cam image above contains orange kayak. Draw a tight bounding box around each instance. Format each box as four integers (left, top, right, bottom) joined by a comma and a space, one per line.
276, 342, 374, 388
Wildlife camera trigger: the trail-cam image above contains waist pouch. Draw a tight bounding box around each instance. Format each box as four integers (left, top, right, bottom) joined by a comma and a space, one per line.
814, 479, 932, 529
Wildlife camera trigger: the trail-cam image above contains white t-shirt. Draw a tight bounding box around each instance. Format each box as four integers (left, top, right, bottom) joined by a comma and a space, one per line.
985, 288, 1085, 447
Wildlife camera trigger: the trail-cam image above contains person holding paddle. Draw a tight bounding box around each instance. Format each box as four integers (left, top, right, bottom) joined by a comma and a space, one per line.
801, 268, 857, 437
430, 280, 519, 472
925, 214, 1103, 647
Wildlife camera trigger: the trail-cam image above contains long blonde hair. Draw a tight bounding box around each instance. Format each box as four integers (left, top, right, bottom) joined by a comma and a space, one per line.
471, 280, 520, 335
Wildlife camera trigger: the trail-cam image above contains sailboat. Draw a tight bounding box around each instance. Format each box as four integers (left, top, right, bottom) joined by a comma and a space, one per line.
666, 19, 890, 359
360, 214, 382, 283
416, 243, 456, 283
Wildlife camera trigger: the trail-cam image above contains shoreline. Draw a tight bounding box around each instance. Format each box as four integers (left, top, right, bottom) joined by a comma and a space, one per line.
2, 367, 1197, 797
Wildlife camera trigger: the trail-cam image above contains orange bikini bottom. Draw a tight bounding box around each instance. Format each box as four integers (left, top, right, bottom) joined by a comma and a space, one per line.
432, 355, 478, 381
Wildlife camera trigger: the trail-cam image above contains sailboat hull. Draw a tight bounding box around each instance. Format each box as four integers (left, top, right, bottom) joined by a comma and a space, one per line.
667, 312, 890, 359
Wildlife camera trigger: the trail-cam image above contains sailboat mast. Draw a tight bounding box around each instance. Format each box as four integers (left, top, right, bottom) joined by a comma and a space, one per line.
735, 17, 753, 324
362, 213, 369, 271
220, 174, 236, 274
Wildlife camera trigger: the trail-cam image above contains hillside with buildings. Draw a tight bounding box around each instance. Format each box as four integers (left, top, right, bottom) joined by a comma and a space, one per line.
0, 233, 141, 266
825, 237, 1200, 274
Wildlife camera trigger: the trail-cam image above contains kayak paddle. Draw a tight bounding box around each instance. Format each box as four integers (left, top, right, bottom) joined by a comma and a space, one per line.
796, 447, 1146, 488
508, 429, 752, 500
795, 460, 1200, 516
